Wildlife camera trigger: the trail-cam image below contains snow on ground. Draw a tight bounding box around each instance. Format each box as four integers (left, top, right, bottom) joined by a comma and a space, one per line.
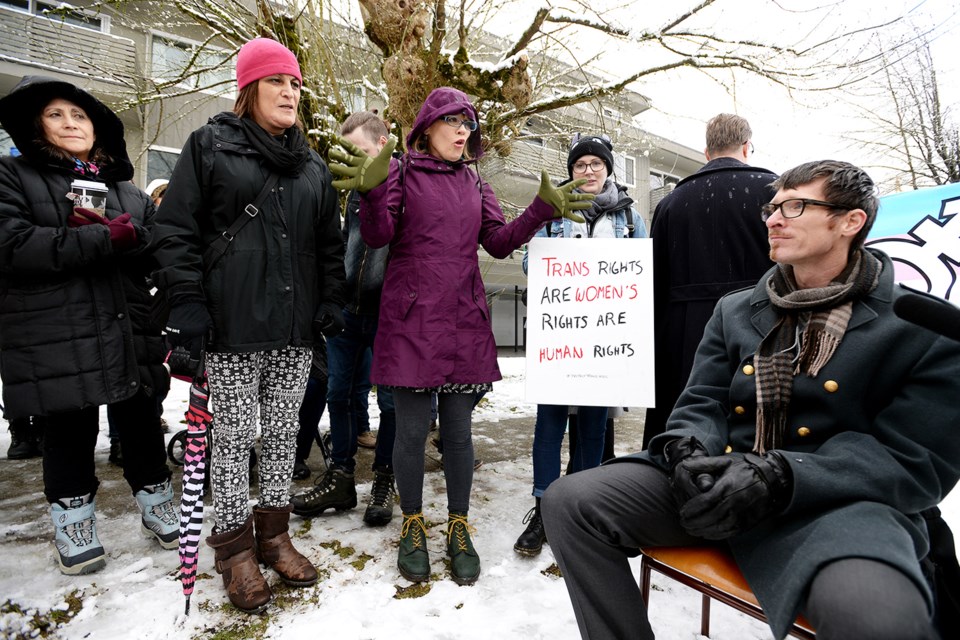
1, 357, 958, 639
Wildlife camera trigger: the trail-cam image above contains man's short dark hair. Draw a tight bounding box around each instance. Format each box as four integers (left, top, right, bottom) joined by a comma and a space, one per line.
341, 111, 388, 142
705, 113, 751, 156
772, 160, 879, 252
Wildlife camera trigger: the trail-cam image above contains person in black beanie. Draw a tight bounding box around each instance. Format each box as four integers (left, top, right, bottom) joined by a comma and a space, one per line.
514, 133, 647, 558
152, 38, 345, 613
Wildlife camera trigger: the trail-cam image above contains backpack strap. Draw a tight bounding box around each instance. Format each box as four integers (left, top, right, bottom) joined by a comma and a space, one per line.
203, 172, 280, 274
625, 207, 635, 237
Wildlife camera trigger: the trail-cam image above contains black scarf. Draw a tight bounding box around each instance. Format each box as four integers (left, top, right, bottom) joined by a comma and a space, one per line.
240, 118, 309, 176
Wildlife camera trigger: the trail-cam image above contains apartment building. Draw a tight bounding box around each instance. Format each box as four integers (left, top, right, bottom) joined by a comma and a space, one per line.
0, 0, 704, 348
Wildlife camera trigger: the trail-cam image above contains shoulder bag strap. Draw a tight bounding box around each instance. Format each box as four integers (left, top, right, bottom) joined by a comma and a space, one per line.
202, 172, 280, 274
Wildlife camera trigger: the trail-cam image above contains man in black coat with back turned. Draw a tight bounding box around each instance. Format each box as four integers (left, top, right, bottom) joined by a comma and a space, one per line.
643, 114, 776, 447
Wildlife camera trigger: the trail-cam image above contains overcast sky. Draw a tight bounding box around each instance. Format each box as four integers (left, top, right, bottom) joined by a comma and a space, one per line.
480, 0, 960, 189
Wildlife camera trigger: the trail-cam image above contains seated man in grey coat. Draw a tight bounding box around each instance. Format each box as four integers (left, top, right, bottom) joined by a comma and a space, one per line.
542, 159, 960, 640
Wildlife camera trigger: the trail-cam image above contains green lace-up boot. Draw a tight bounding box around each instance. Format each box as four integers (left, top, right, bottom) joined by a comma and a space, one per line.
446, 512, 480, 585
398, 511, 430, 582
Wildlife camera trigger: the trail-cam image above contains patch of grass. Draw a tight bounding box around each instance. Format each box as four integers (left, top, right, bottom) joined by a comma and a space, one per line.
203, 613, 270, 640
541, 563, 563, 579
1, 589, 84, 637
319, 540, 355, 559
48, 590, 83, 625
350, 553, 373, 571
393, 582, 432, 599
294, 518, 312, 536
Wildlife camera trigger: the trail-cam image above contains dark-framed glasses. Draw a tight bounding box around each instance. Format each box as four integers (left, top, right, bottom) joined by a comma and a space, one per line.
761, 198, 848, 222
441, 115, 478, 131
572, 160, 606, 174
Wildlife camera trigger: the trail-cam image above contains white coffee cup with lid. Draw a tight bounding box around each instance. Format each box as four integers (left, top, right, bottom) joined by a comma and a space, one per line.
69, 180, 109, 217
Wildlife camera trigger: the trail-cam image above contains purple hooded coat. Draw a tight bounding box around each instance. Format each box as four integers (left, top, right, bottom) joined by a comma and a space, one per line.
360, 87, 555, 388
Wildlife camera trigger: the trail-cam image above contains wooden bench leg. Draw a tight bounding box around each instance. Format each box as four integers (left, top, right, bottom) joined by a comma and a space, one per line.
701, 594, 711, 637
640, 557, 652, 605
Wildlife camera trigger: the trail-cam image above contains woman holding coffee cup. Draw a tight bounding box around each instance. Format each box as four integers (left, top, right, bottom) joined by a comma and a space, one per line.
0, 76, 176, 575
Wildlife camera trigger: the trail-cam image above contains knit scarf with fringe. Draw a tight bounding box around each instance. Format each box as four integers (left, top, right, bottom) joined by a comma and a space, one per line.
752, 249, 881, 454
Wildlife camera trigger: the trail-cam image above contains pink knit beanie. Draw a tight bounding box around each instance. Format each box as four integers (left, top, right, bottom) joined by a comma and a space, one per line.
236, 38, 302, 90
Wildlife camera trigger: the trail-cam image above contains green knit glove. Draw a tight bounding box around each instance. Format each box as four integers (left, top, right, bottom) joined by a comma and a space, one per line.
329, 135, 397, 193
537, 170, 592, 223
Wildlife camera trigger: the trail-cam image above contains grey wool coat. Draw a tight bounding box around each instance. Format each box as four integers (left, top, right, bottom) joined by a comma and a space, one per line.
641, 249, 960, 639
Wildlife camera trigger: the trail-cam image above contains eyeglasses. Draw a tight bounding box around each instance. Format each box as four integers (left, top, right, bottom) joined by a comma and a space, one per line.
441, 115, 478, 131
760, 198, 848, 222
745, 141, 755, 155
572, 160, 606, 174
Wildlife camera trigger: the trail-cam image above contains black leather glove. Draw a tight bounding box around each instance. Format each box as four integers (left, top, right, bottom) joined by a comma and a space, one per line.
164, 301, 211, 363
664, 436, 715, 505
677, 451, 792, 540
314, 302, 345, 338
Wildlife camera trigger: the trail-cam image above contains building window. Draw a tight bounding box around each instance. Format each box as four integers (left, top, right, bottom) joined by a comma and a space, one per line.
340, 86, 365, 113
1, 1, 108, 32
0, 128, 18, 157
147, 147, 180, 187
649, 169, 680, 190
151, 34, 234, 96
615, 153, 636, 187
518, 130, 545, 148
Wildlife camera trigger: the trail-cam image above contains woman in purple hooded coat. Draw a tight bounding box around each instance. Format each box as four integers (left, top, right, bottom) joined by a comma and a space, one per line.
328, 87, 591, 585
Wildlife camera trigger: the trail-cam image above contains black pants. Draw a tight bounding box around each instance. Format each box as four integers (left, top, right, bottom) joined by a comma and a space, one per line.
42, 389, 170, 503
542, 461, 938, 640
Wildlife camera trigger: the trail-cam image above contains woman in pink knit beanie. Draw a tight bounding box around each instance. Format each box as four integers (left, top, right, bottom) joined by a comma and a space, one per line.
152, 37, 346, 613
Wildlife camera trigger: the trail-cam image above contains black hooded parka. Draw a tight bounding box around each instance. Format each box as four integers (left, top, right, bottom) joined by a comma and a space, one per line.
0, 76, 166, 419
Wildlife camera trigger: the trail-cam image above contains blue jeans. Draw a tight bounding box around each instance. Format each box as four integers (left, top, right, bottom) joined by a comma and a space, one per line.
531, 404, 607, 497
326, 309, 396, 472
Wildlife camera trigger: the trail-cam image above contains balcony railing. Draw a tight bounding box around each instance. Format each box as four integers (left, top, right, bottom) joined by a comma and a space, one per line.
0, 7, 137, 85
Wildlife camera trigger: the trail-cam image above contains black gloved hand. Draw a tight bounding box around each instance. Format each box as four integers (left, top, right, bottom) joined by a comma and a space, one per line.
677, 451, 792, 540
664, 436, 715, 505
313, 302, 345, 338
164, 301, 211, 362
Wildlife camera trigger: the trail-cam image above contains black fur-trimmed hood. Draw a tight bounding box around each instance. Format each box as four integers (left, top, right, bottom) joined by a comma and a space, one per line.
0, 75, 133, 181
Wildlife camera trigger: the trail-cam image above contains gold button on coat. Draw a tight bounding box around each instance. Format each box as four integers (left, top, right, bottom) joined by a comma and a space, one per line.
724, 445, 733, 453
742, 364, 755, 376
823, 380, 839, 393
734, 406, 746, 415
797, 426, 811, 437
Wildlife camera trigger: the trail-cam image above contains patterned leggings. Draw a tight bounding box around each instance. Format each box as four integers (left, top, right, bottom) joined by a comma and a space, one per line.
206, 347, 312, 533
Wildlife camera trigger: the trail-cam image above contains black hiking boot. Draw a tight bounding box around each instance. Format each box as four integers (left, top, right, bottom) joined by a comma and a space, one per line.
363, 466, 396, 527
7, 417, 41, 460
513, 499, 546, 557
290, 466, 356, 517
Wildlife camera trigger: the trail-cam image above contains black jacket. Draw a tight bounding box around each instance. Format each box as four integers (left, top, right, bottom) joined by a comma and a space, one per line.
644, 157, 777, 446
343, 190, 388, 315
0, 76, 166, 419
152, 112, 345, 352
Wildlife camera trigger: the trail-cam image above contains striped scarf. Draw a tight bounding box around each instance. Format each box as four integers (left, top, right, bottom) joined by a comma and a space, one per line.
752, 249, 881, 453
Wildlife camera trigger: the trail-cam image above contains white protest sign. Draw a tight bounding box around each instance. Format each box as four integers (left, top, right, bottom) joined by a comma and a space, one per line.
524, 237, 655, 407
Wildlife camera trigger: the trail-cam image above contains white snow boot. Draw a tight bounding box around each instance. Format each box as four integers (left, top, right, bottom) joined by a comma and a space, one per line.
50, 494, 106, 575
135, 479, 179, 549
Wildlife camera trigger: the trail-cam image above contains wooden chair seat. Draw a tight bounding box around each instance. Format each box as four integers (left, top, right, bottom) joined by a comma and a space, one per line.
640, 545, 815, 638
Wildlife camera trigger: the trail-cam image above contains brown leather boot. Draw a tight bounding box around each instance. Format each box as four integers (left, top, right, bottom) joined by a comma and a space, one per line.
253, 504, 318, 587
205, 515, 272, 613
